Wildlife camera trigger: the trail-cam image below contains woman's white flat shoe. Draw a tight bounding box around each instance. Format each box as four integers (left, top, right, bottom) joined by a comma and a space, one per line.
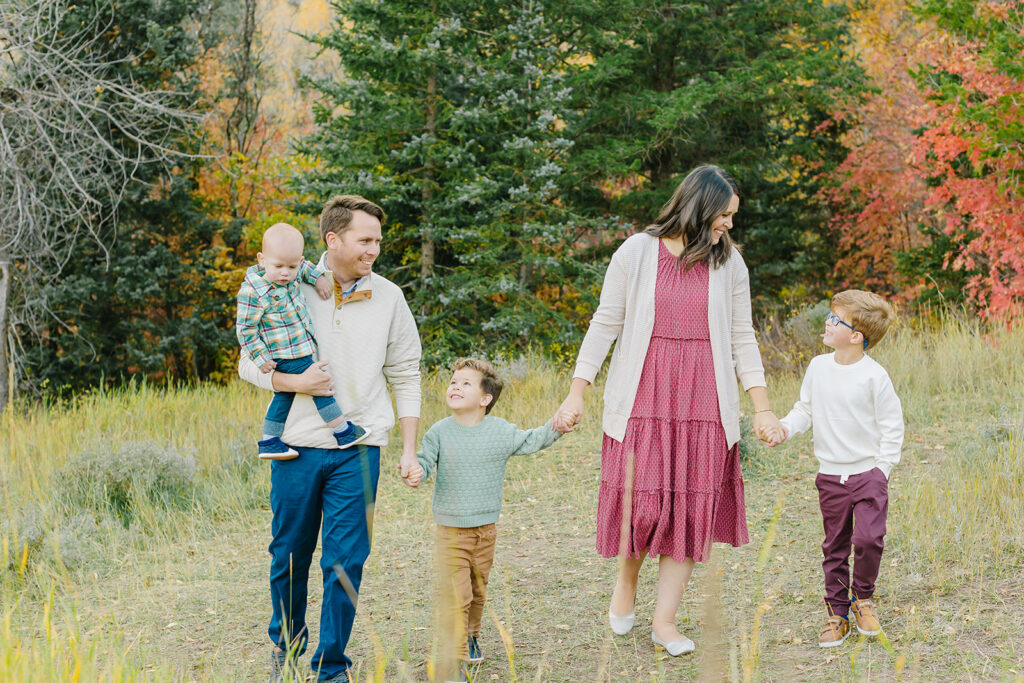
652, 630, 695, 656
608, 608, 635, 635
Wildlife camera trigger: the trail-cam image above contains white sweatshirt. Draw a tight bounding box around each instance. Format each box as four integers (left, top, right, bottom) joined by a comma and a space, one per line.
780, 353, 904, 479
238, 254, 422, 449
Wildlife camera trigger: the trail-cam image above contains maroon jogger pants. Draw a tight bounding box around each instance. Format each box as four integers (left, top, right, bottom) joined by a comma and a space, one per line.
815, 467, 889, 617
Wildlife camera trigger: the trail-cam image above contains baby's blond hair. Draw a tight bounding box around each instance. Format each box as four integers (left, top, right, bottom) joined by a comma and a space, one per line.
831, 290, 894, 351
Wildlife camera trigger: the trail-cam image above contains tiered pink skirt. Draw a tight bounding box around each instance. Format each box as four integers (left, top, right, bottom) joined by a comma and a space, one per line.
595, 246, 749, 564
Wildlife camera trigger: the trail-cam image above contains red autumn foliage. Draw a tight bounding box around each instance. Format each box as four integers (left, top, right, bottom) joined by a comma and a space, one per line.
825, 0, 1024, 318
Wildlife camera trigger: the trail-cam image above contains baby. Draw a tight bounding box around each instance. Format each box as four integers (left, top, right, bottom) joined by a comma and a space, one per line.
235, 222, 369, 459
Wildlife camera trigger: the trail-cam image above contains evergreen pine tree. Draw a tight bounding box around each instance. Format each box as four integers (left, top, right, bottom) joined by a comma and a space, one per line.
300, 0, 597, 362
552, 0, 865, 308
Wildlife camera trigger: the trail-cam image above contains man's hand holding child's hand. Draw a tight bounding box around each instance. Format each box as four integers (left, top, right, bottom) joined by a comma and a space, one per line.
398, 454, 423, 488
260, 360, 277, 374
315, 274, 333, 300
398, 462, 423, 488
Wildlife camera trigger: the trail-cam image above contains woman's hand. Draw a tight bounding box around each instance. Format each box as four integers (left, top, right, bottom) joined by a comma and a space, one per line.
753, 410, 782, 443
553, 397, 582, 433
553, 378, 590, 432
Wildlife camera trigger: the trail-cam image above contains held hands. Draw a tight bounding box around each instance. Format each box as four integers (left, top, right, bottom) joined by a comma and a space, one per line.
761, 424, 788, 447
315, 274, 333, 300
753, 411, 787, 447
553, 414, 577, 435
398, 453, 423, 488
553, 393, 584, 433
259, 360, 277, 374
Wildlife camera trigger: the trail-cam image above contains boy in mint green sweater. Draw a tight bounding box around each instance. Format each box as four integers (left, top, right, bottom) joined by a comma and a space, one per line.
407, 357, 568, 680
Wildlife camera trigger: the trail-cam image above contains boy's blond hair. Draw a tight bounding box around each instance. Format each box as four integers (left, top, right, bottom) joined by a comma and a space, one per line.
831, 290, 894, 351
452, 358, 504, 414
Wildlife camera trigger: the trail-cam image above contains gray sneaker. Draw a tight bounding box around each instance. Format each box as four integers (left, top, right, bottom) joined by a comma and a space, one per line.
269, 649, 300, 683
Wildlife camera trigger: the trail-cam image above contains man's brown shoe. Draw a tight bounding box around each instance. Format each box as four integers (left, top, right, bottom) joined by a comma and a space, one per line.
851, 598, 881, 636
818, 615, 851, 648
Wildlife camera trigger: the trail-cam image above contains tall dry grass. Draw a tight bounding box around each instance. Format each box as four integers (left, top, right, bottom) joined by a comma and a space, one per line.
1, 314, 1022, 681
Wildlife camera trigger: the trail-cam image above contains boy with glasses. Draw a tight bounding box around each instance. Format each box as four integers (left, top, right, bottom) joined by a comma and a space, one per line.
765, 290, 903, 648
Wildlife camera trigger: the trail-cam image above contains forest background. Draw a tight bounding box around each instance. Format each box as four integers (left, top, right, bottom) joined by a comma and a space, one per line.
2, 1, 1023, 680
1, 0, 1021, 404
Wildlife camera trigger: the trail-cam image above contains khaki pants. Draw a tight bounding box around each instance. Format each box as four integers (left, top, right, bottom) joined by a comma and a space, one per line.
435, 523, 497, 663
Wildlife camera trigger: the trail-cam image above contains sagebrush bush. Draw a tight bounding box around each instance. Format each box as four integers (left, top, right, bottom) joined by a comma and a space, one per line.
758, 300, 831, 375
980, 412, 1022, 443
51, 514, 102, 570
2, 501, 48, 570
54, 440, 197, 526
0, 502, 100, 574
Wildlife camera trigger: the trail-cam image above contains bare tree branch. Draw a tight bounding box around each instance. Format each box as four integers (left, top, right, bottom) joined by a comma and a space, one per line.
0, 0, 203, 408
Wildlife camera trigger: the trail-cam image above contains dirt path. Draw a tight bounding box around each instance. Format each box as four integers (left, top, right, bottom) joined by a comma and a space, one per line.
73, 431, 1023, 681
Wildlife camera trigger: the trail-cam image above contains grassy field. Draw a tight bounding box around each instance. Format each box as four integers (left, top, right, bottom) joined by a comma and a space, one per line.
2, 315, 1023, 681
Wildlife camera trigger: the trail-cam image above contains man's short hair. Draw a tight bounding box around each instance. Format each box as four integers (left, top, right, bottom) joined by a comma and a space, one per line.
831, 289, 895, 351
452, 358, 504, 414
319, 195, 386, 243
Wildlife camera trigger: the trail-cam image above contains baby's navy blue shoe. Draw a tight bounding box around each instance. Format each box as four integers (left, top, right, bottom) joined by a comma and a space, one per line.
258, 437, 299, 460
334, 423, 371, 449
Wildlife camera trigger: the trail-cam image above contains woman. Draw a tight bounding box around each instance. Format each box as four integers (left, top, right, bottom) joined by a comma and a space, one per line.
554, 165, 781, 655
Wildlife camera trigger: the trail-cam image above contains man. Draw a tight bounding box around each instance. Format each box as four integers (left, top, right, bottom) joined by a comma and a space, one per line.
238, 195, 421, 681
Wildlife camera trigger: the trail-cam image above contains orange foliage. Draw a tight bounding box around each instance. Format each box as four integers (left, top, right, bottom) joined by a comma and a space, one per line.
912, 15, 1024, 318
826, 0, 1024, 318
823, 0, 939, 298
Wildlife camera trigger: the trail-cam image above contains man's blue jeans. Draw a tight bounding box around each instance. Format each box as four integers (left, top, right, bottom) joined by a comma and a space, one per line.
268, 445, 380, 679
263, 355, 344, 436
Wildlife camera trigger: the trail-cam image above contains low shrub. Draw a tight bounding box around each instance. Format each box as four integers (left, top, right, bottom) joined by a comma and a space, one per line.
1, 501, 48, 571
1, 502, 102, 576
54, 440, 197, 526
758, 300, 830, 376
51, 514, 103, 570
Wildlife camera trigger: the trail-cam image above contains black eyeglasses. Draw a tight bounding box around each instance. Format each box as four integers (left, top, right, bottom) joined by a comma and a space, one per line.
826, 311, 869, 349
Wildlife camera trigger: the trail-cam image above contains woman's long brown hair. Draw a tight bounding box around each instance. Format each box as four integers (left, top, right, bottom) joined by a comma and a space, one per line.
643, 165, 739, 271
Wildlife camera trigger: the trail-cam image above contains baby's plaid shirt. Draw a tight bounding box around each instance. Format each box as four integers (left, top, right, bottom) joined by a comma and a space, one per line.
235, 259, 324, 366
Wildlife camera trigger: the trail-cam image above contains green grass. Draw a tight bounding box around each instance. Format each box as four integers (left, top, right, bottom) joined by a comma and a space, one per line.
2, 317, 1023, 681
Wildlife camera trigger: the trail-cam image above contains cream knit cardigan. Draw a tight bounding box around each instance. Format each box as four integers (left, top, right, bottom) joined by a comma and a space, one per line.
238, 255, 422, 449
572, 232, 766, 448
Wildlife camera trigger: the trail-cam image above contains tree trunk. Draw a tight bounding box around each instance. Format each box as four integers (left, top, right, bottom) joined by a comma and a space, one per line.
421, 67, 437, 282
648, 3, 679, 187
0, 260, 10, 412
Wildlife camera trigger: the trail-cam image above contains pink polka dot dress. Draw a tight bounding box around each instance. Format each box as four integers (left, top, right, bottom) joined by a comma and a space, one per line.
595, 240, 749, 564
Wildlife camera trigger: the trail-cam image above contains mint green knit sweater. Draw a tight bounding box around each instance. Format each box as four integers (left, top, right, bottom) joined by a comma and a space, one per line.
416, 415, 562, 527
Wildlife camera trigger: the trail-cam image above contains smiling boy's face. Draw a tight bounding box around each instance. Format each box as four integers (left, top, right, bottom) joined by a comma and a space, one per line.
823, 305, 862, 351
446, 367, 493, 414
